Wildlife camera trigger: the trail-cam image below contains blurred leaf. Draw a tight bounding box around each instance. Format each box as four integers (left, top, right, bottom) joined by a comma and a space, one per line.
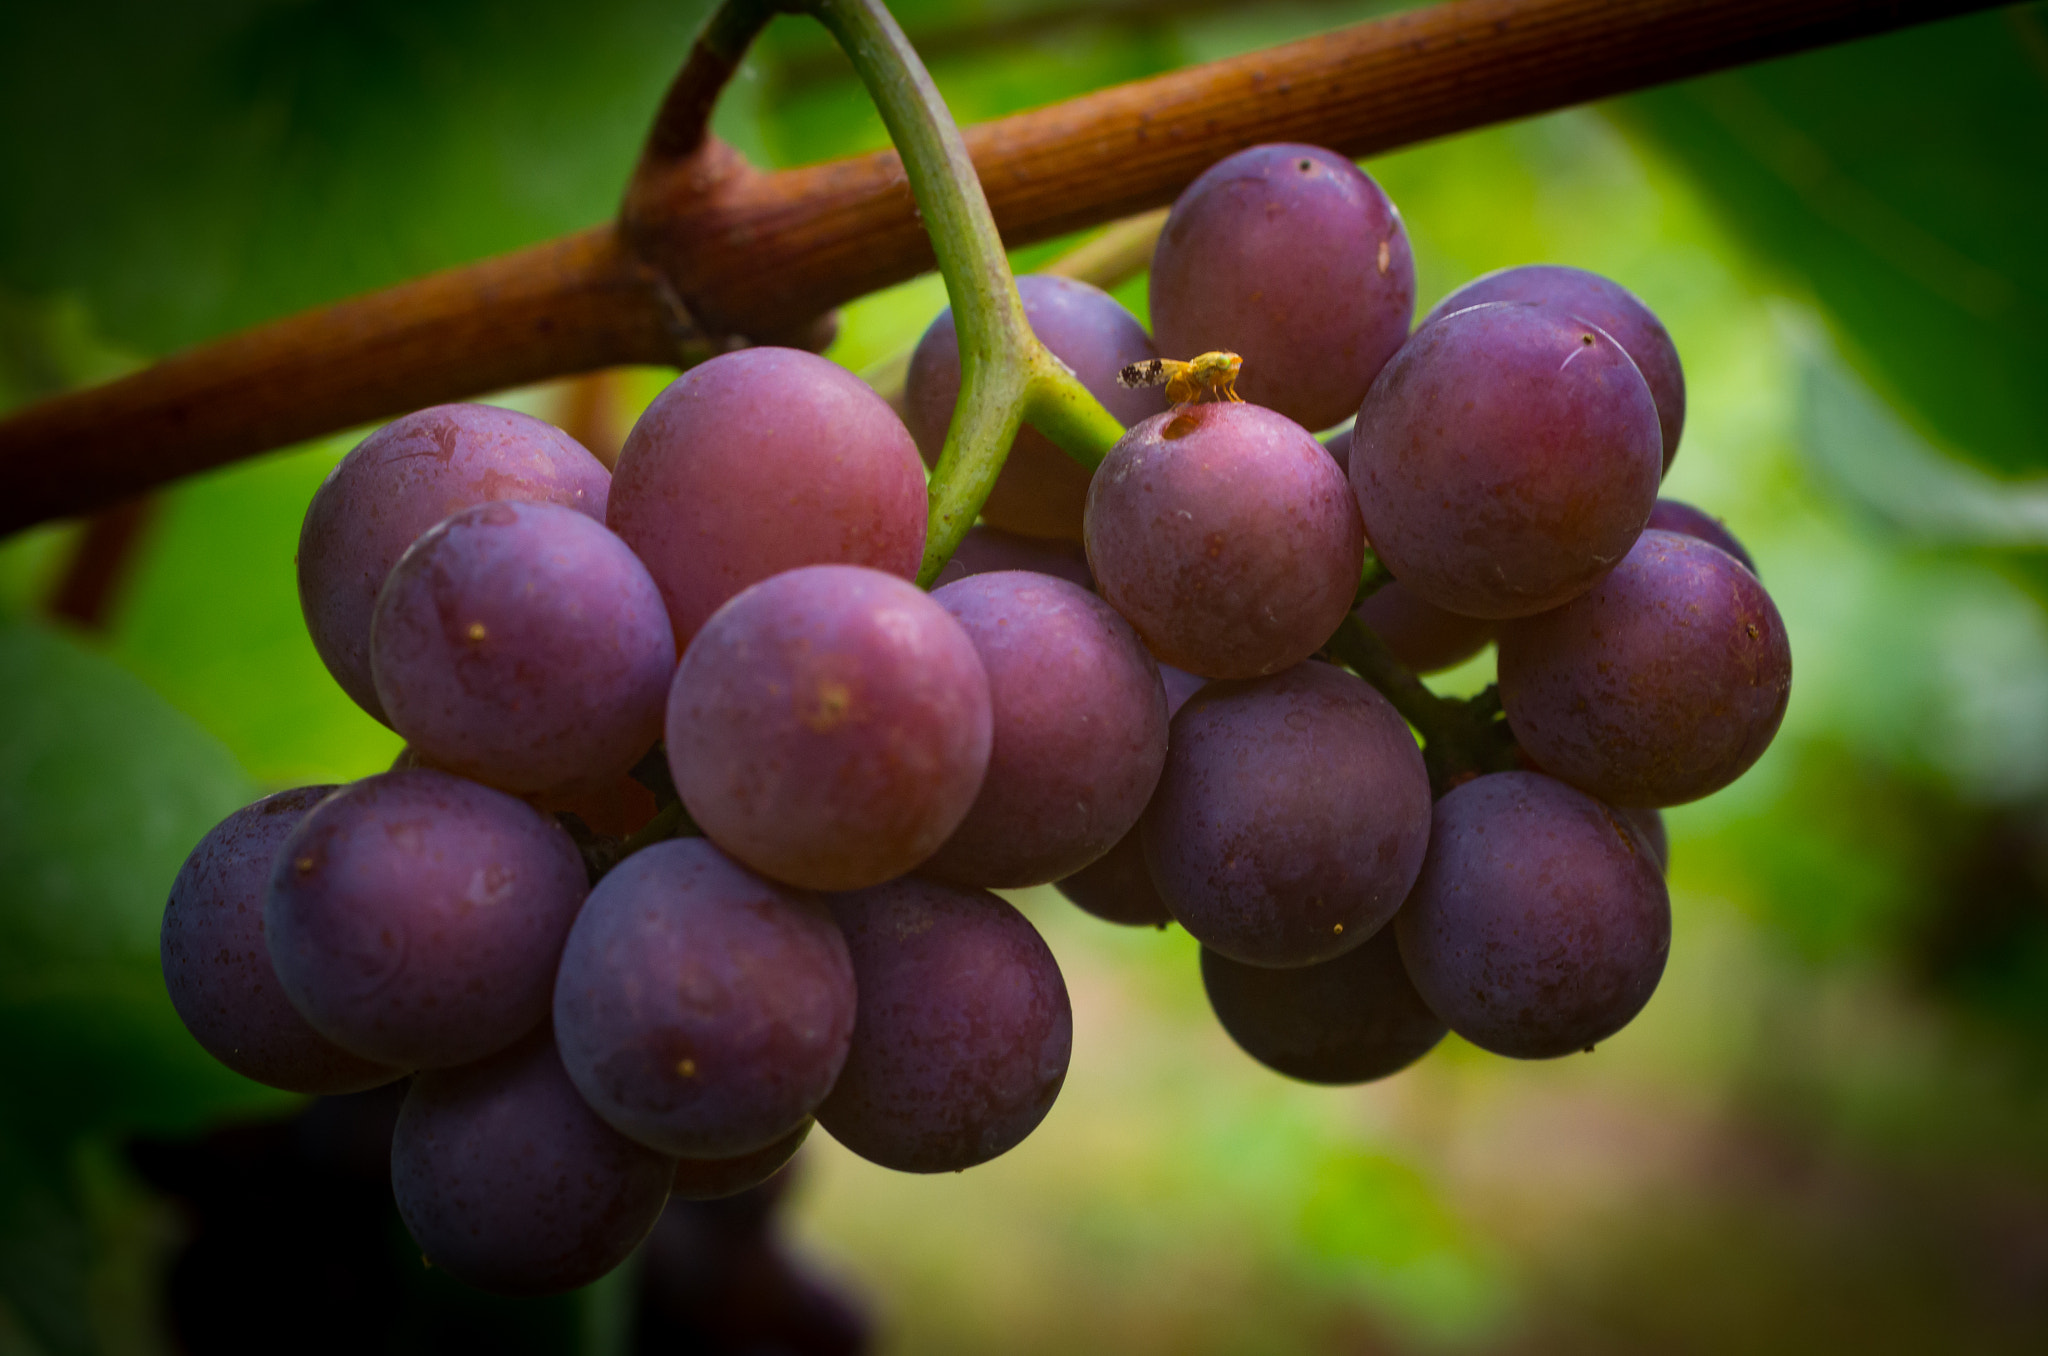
1621, 4, 2048, 476
0, 617, 287, 1140
0, 1128, 89, 1356
1784, 306, 2048, 547
0, 0, 714, 357
101, 435, 406, 788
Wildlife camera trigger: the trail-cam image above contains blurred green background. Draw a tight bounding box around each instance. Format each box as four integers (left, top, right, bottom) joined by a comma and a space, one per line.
4, 1, 2047, 1351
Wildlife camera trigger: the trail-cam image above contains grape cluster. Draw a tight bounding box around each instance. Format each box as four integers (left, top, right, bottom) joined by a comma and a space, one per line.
159, 140, 1788, 1296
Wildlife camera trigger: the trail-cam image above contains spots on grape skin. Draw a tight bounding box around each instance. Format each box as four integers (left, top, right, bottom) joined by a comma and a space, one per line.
801, 679, 854, 732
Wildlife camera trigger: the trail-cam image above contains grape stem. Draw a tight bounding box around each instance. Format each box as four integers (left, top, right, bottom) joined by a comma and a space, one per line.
1352, 546, 1391, 608
1324, 614, 1517, 796
799, 0, 1127, 585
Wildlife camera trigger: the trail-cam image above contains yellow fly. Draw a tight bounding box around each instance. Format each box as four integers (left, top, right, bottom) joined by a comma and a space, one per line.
1117, 350, 1244, 406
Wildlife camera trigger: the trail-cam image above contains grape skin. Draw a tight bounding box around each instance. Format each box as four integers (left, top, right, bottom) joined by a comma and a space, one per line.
1354, 581, 1494, 676
609, 348, 927, 648
1623, 806, 1670, 873
907, 274, 1165, 540
666, 565, 992, 892
160, 787, 406, 1094
1053, 664, 1206, 927
1646, 497, 1757, 576
1396, 772, 1671, 1059
297, 404, 609, 725
1422, 264, 1687, 473
818, 879, 1071, 1174
391, 1031, 676, 1296
1086, 403, 1364, 680
929, 524, 1094, 592
1498, 530, 1792, 807
1350, 301, 1662, 620
370, 501, 675, 800
921, 571, 1168, 888
552, 838, 856, 1159
1200, 924, 1445, 1084
671, 1119, 811, 1201
1141, 662, 1431, 968
1151, 143, 1415, 431
263, 768, 587, 1068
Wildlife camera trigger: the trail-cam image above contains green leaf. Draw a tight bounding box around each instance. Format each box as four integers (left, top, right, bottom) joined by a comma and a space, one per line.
1620, 5, 2048, 476
0, 617, 287, 1140
0, 0, 716, 356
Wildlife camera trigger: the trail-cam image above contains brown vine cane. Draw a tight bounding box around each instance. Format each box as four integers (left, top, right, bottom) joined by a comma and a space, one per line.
0, 0, 2004, 536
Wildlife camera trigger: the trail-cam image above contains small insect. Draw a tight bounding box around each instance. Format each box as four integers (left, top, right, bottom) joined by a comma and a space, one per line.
1118, 350, 1244, 406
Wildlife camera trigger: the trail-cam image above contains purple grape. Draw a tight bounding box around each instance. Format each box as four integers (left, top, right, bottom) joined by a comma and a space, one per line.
1354, 582, 1493, 675
1350, 302, 1662, 620
552, 839, 855, 1158
1150, 143, 1415, 431
264, 769, 587, 1068
1200, 924, 1445, 1084
929, 524, 1094, 592
1142, 662, 1431, 968
1321, 426, 1352, 473
160, 788, 406, 1094
392, 1031, 675, 1296
1086, 403, 1363, 679
1423, 264, 1686, 472
666, 565, 992, 892
1054, 664, 1205, 927
297, 404, 609, 724
1624, 806, 1670, 873
920, 572, 1167, 887
609, 348, 926, 649
818, 879, 1071, 1173
369, 501, 675, 799
1395, 772, 1671, 1059
671, 1119, 810, 1202
907, 274, 1166, 540
1646, 497, 1757, 575
1498, 530, 1791, 807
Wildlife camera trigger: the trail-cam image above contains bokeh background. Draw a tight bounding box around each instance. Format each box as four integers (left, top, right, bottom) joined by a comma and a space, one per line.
4, 1, 2047, 1351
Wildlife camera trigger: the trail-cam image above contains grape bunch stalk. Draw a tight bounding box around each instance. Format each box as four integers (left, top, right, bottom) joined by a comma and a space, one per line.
156, 0, 1790, 1299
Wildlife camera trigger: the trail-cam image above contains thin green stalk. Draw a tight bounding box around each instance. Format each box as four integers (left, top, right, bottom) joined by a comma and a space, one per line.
800, 0, 1125, 584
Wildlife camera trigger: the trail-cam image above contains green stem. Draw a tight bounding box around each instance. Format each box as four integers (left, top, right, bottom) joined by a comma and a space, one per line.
1353, 546, 1392, 608
799, 0, 1125, 585
1324, 614, 1519, 796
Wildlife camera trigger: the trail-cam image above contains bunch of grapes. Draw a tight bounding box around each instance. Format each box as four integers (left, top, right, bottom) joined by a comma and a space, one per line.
158, 140, 1789, 1297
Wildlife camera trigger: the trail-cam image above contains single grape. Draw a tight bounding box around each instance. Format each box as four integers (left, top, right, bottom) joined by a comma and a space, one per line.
1423, 264, 1686, 472
1150, 143, 1415, 430
1646, 497, 1757, 575
392, 1030, 675, 1296
671, 1120, 810, 1202
264, 768, 587, 1067
160, 787, 406, 1094
1350, 301, 1662, 619
1395, 772, 1671, 1059
552, 838, 855, 1159
921, 572, 1167, 887
666, 565, 991, 892
609, 347, 926, 648
298, 404, 609, 724
1086, 403, 1363, 679
1624, 806, 1670, 873
818, 879, 1071, 1173
1354, 582, 1493, 675
1142, 662, 1431, 968
1053, 664, 1206, 927
1498, 530, 1792, 806
370, 501, 675, 800
1200, 924, 1444, 1084
929, 524, 1094, 592
907, 274, 1165, 540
